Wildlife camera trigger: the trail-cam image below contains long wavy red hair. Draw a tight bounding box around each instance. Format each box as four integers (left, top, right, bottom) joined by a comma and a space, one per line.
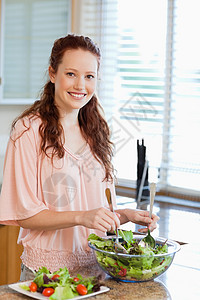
11, 34, 114, 181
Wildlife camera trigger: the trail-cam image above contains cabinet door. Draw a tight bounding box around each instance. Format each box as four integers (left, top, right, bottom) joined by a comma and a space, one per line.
0, 225, 23, 285
0, 225, 7, 284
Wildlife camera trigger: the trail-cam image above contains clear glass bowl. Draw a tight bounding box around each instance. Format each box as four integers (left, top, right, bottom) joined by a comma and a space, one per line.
88, 235, 180, 282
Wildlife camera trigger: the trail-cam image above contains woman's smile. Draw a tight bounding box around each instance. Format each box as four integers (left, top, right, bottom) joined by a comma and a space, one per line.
68, 92, 87, 99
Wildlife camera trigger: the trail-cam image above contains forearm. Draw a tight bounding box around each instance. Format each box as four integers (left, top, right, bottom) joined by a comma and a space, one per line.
115, 208, 129, 225
17, 207, 121, 233
17, 209, 84, 231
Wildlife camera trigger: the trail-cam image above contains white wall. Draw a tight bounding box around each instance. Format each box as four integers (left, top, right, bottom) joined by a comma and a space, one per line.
0, 105, 29, 183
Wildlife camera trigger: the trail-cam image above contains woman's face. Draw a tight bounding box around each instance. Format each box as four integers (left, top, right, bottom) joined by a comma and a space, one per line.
49, 48, 98, 115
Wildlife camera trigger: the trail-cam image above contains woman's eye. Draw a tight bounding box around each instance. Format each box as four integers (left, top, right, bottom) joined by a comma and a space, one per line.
86, 74, 95, 79
66, 72, 75, 77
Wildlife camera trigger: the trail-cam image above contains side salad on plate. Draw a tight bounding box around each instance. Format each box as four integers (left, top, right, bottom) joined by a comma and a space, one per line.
88, 230, 176, 282
19, 266, 103, 299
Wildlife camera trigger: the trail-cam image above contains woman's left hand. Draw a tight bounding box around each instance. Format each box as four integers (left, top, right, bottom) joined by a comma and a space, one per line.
117, 208, 159, 233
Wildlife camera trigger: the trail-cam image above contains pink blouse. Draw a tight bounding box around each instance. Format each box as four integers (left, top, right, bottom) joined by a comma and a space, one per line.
0, 116, 116, 272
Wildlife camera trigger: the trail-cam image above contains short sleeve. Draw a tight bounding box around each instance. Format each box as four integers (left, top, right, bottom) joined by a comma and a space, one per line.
0, 119, 48, 225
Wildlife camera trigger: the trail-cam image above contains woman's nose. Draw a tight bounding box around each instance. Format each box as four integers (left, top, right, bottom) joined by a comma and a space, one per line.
74, 76, 85, 90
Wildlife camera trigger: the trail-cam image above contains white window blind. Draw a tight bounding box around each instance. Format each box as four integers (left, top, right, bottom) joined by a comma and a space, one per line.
79, 0, 167, 184
79, 0, 119, 118
0, 0, 71, 104
163, 0, 200, 194
79, 0, 200, 196
113, 0, 167, 184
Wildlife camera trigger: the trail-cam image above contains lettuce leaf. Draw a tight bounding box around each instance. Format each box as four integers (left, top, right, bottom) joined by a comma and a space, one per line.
19, 284, 30, 291
33, 273, 44, 287
88, 233, 104, 241
89, 239, 113, 250
118, 230, 133, 247
52, 267, 70, 286
49, 285, 75, 300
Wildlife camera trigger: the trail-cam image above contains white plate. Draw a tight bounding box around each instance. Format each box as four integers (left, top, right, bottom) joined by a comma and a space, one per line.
9, 280, 110, 300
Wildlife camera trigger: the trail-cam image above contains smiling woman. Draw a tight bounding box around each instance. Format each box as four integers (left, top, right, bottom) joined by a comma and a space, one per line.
0, 34, 159, 280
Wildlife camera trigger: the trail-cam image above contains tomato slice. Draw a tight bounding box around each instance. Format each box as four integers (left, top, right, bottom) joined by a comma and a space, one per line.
76, 284, 88, 295
118, 266, 127, 277
73, 277, 80, 282
42, 287, 55, 297
29, 282, 37, 292
52, 274, 60, 281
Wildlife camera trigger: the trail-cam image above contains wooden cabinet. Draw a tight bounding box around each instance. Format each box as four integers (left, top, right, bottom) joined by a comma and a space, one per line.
0, 225, 23, 285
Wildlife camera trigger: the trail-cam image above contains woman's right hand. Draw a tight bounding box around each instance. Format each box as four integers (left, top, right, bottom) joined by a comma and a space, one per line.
78, 207, 120, 233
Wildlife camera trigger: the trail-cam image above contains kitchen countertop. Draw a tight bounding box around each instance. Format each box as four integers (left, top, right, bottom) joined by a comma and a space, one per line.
0, 278, 170, 300
0, 243, 199, 300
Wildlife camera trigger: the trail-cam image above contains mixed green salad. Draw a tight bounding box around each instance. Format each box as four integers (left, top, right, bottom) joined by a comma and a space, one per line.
88, 230, 172, 281
20, 266, 102, 299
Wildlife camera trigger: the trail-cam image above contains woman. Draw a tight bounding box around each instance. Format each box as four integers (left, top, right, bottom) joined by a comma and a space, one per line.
0, 34, 159, 280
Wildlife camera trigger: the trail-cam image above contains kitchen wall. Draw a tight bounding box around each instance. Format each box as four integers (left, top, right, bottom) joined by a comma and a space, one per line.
0, 105, 29, 183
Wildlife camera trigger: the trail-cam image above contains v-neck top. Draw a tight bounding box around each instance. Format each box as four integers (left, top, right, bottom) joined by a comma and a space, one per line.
0, 116, 116, 272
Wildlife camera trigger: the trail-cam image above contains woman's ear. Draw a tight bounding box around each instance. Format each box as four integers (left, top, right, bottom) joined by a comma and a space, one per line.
49, 66, 56, 83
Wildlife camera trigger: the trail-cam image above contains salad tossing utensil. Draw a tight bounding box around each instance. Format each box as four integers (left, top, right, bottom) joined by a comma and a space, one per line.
105, 188, 128, 254
140, 183, 156, 248
105, 188, 119, 242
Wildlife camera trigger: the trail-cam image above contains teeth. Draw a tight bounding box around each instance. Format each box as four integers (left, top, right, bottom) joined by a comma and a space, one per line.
70, 93, 85, 98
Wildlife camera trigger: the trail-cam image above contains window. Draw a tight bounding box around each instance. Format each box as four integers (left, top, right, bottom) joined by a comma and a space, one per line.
1, 0, 199, 197
166, 0, 200, 193
79, 0, 200, 197
112, 0, 167, 186
0, 0, 71, 104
